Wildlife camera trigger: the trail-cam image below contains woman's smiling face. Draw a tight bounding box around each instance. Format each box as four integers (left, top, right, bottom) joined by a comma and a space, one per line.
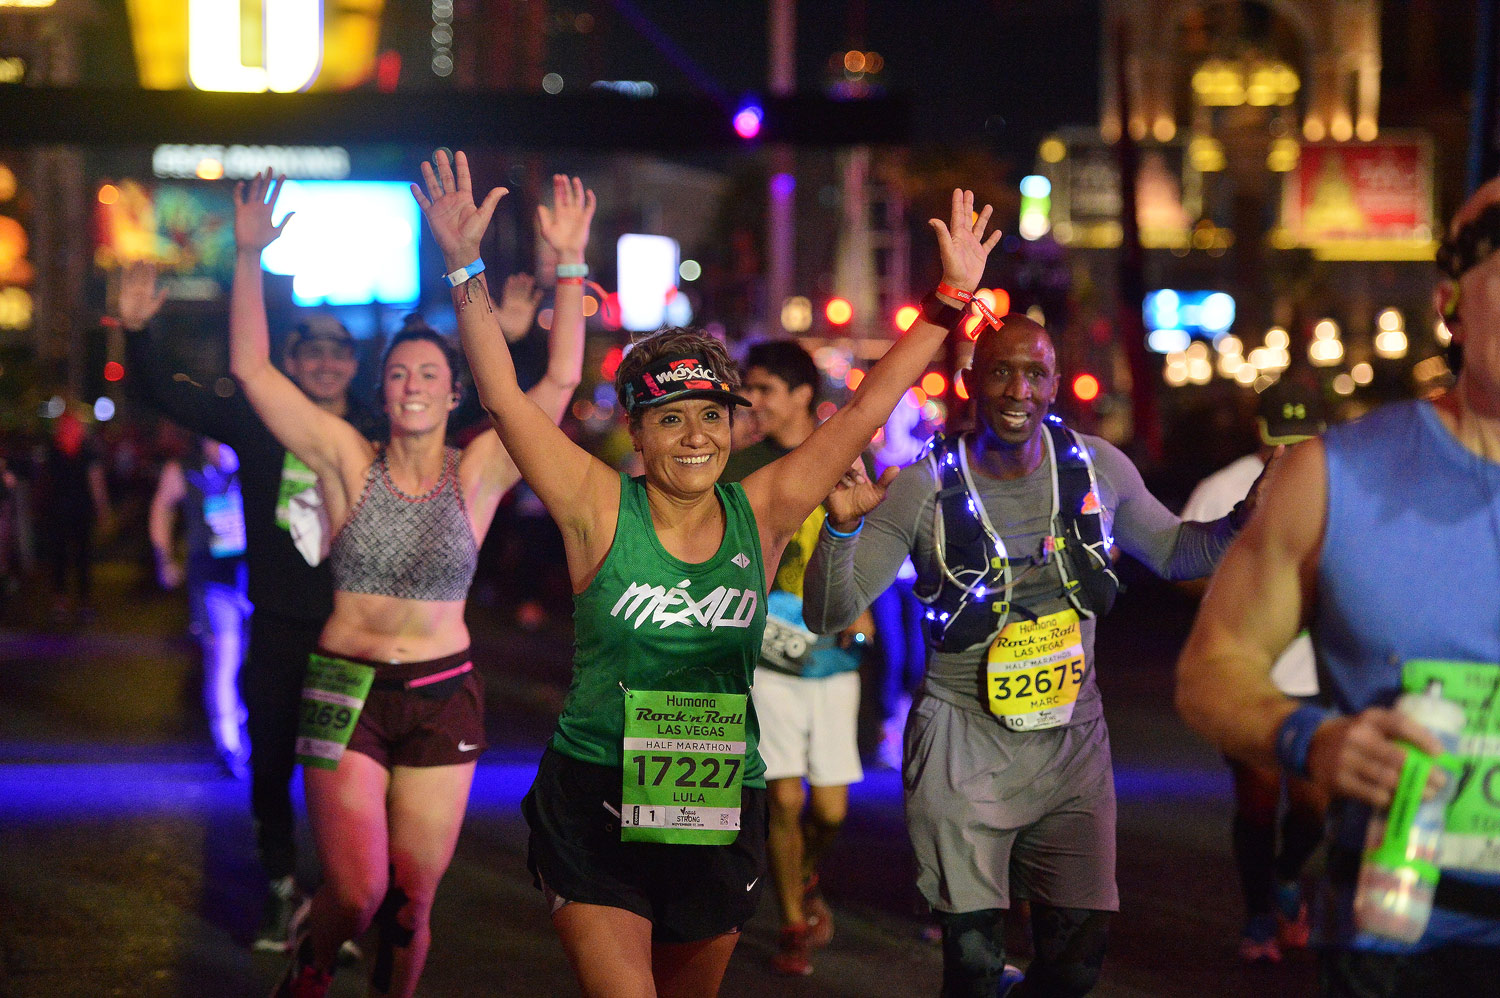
632, 397, 732, 497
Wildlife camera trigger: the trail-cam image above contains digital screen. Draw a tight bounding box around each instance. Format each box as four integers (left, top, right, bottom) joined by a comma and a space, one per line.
617, 233, 680, 332
261, 181, 420, 307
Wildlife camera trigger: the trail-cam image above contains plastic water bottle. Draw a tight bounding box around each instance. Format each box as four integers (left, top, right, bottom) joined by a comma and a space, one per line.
1352, 680, 1466, 944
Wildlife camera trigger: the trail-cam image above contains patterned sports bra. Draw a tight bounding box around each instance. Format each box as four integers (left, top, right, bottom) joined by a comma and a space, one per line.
329, 447, 479, 602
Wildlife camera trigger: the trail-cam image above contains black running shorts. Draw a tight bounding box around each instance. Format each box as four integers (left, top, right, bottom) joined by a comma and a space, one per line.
522, 747, 768, 944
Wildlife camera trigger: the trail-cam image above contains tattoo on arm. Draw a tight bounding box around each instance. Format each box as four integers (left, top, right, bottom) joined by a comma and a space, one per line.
456, 275, 492, 312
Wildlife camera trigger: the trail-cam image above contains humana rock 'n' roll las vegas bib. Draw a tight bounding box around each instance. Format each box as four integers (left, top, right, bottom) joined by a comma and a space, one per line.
620, 689, 747, 843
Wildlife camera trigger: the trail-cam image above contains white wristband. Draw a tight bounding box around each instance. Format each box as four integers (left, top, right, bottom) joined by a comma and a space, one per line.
445, 258, 485, 286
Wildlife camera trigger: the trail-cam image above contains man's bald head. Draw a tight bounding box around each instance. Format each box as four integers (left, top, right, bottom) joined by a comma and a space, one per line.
968, 314, 1060, 452
972, 314, 1055, 367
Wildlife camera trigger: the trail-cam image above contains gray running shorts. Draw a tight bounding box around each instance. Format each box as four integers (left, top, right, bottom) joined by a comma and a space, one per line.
903, 690, 1119, 913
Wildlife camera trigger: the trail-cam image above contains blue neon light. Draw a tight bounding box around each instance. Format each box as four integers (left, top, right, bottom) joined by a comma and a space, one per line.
1143, 289, 1236, 341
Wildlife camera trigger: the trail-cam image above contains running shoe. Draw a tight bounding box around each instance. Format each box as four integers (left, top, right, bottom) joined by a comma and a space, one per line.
803, 875, 835, 949
254, 877, 308, 952
771, 924, 814, 976
1274, 881, 1311, 949
1238, 914, 1283, 963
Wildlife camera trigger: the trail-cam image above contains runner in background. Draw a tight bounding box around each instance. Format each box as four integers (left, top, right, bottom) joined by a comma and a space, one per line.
118, 264, 381, 954
723, 339, 869, 976
1179, 377, 1329, 962
149, 434, 252, 779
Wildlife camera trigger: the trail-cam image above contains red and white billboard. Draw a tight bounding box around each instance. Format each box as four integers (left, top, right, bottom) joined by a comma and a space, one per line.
1278, 137, 1436, 259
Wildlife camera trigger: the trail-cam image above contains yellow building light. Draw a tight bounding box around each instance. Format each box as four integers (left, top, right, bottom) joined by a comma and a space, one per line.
1189, 135, 1226, 173
1267, 137, 1300, 172
1039, 137, 1067, 164
129, 0, 384, 92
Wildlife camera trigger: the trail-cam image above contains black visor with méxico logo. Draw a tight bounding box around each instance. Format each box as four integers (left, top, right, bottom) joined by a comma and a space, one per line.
622, 352, 751, 415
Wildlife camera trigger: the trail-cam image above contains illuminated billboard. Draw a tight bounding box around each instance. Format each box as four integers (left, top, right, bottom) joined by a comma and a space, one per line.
261, 181, 419, 306
617, 234, 681, 332
126, 0, 383, 92
1274, 134, 1436, 261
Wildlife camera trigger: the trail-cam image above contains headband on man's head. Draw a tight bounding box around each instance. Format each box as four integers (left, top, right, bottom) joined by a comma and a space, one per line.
621, 352, 751, 415
1437, 201, 1500, 279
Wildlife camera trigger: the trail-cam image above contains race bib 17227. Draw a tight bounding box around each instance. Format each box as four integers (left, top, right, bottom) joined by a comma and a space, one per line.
620, 688, 746, 844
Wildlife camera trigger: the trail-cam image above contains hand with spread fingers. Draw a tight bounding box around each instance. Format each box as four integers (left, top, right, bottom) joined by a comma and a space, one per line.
536, 173, 596, 266
411, 149, 508, 272
117, 261, 168, 332
931, 187, 1002, 294
495, 273, 544, 342
234, 170, 292, 255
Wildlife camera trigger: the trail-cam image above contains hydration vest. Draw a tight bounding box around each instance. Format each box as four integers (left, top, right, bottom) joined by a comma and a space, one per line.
916, 416, 1121, 653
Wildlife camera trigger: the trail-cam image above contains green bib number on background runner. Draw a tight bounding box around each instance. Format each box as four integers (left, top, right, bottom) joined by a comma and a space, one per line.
274, 452, 318, 530
620, 689, 746, 844
1402, 659, 1500, 873
296, 654, 376, 770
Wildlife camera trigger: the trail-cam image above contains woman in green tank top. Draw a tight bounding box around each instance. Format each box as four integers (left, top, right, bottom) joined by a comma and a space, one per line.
416, 148, 1001, 997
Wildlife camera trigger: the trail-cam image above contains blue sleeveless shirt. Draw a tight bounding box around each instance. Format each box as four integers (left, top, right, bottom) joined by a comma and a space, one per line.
1318, 400, 1500, 949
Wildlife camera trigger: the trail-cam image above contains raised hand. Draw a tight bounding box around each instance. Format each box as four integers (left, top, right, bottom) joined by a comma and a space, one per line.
117, 260, 168, 331
929, 188, 1002, 293
536, 174, 596, 265
825, 458, 900, 531
496, 272, 544, 341
234, 171, 292, 254
412, 149, 508, 271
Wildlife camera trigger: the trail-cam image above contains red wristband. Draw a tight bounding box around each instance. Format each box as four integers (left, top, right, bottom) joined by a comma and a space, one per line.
969, 295, 1003, 337
936, 281, 973, 303
556, 276, 584, 286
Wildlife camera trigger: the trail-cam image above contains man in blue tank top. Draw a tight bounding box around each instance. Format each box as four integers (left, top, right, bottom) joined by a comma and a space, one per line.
1177, 179, 1500, 996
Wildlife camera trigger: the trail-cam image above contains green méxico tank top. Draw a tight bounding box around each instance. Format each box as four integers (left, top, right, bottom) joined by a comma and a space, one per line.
550, 473, 769, 786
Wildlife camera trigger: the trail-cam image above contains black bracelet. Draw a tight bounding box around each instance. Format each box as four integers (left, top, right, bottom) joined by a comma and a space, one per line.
919, 289, 968, 332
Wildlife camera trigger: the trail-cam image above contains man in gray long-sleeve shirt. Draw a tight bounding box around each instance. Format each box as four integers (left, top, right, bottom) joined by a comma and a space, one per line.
803, 315, 1252, 998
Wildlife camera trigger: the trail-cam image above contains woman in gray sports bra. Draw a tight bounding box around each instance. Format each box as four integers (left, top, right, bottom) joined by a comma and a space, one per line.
228, 168, 594, 998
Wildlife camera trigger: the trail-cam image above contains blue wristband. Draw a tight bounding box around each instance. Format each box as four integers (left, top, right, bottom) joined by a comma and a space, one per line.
1274, 704, 1336, 778
555, 262, 589, 279
445, 258, 485, 286
824, 516, 864, 539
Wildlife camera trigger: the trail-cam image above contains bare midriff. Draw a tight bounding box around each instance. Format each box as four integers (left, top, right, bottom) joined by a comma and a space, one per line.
319, 590, 470, 663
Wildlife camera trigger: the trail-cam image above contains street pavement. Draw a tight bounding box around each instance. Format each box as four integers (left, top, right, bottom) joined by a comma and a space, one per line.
0, 553, 1322, 997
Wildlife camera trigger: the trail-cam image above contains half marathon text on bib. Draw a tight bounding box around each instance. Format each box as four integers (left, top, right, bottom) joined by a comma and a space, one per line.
986, 608, 1086, 731
1402, 660, 1500, 873
296, 654, 375, 770
620, 689, 746, 844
